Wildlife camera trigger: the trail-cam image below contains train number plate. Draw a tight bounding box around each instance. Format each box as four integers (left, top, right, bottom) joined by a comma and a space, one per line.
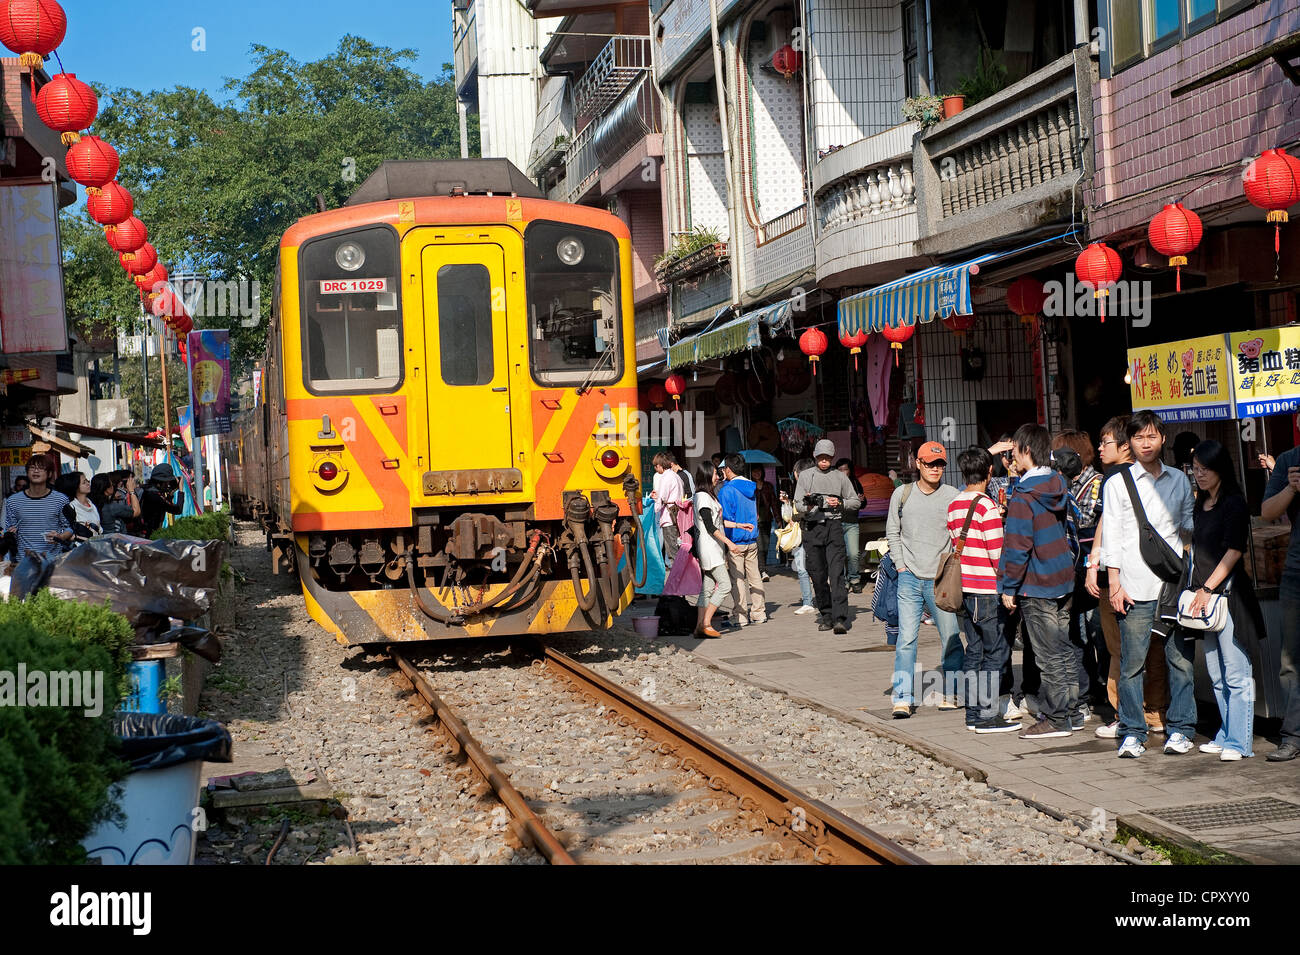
320, 278, 389, 294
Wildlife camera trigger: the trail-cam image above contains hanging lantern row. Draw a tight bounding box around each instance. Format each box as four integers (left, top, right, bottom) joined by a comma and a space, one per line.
1147, 201, 1203, 292
880, 320, 913, 365
1074, 242, 1122, 323
0, 0, 194, 338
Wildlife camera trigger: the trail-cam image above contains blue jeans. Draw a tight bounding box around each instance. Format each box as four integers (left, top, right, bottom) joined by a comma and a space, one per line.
12, 551, 52, 599
1204, 612, 1254, 757
892, 570, 964, 705
843, 522, 860, 585
958, 594, 1008, 723
1020, 595, 1075, 730
790, 545, 814, 607
1117, 599, 1196, 744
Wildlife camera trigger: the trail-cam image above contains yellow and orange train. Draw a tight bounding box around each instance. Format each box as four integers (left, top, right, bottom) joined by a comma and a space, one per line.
223, 160, 646, 645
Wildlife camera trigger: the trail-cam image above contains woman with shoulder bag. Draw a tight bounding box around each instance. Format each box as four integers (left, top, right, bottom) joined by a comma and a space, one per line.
1188, 440, 1263, 760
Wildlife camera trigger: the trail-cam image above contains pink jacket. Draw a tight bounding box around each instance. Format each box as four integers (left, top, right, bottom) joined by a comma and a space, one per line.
663, 498, 702, 596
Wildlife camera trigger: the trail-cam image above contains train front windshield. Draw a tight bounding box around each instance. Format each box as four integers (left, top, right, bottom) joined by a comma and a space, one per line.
525, 221, 622, 387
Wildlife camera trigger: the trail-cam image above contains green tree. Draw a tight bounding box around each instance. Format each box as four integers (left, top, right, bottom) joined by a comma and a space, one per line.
61, 36, 477, 389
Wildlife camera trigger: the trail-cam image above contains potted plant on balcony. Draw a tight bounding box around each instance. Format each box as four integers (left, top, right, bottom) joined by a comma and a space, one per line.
655, 225, 725, 282
901, 94, 944, 129
941, 93, 965, 118
954, 48, 1009, 109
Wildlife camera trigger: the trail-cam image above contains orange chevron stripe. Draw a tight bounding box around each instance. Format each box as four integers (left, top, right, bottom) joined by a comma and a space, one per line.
370, 395, 408, 456
286, 397, 410, 530
532, 389, 562, 447
534, 386, 637, 518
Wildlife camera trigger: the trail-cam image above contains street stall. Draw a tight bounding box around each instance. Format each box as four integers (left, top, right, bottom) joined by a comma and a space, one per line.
1125, 328, 1300, 717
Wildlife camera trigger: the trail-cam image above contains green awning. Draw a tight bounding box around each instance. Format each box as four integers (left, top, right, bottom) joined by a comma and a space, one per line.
666, 300, 792, 369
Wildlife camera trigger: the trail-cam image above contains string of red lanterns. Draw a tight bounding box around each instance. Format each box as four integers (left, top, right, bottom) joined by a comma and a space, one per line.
1, 0, 190, 337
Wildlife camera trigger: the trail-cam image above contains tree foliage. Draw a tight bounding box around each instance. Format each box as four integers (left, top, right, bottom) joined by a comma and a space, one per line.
62, 36, 477, 381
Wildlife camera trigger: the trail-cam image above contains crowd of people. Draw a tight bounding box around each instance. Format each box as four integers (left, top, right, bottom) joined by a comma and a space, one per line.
1, 454, 184, 598
650, 407, 1299, 762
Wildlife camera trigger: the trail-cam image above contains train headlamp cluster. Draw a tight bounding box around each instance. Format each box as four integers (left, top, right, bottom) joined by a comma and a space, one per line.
335, 241, 366, 271
556, 236, 585, 266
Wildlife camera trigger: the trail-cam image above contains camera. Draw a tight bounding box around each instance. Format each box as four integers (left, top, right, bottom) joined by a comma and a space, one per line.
803, 493, 826, 510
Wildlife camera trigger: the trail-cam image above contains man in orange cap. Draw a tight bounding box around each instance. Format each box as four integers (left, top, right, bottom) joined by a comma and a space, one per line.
886, 441, 964, 717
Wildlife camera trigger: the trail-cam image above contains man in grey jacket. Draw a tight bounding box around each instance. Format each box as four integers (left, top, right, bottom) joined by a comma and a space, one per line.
886, 440, 965, 717
793, 439, 862, 633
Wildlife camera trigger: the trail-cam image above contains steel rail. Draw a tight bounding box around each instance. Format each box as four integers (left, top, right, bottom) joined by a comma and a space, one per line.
534, 642, 927, 866
388, 648, 576, 865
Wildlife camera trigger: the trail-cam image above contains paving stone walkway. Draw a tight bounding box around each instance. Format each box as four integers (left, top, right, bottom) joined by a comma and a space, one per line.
630, 564, 1300, 863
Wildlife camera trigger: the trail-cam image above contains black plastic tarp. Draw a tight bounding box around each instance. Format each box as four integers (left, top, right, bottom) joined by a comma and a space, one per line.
114, 712, 232, 771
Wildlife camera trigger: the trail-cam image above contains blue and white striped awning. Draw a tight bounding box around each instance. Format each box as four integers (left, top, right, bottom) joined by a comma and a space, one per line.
837, 229, 1081, 337
666, 299, 793, 369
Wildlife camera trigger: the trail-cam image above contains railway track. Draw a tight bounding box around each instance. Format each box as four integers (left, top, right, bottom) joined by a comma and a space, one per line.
388, 641, 924, 865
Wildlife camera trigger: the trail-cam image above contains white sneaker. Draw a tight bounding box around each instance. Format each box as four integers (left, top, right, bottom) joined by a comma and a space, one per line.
1095, 721, 1120, 739
1199, 742, 1224, 754
793, 605, 818, 615
1004, 700, 1026, 722
1117, 735, 1145, 758
761, 572, 770, 582
922, 614, 935, 627
1219, 749, 1244, 762
1164, 732, 1194, 755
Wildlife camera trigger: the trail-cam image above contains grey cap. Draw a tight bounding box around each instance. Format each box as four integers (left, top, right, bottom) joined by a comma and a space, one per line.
150, 463, 175, 482
813, 439, 836, 458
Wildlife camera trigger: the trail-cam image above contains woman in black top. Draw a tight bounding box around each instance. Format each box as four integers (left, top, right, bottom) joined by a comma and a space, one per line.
1190, 440, 1263, 760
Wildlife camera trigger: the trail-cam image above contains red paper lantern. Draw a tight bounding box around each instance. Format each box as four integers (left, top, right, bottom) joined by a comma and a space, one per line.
1147, 202, 1203, 292
664, 373, 686, 406
121, 241, 157, 276
1006, 276, 1047, 326
65, 135, 118, 194
839, 328, 868, 371
106, 215, 146, 255
86, 181, 132, 226
134, 263, 168, 298
34, 72, 96, 145
152, 288, 178, 318
942, 313, 976, 338
173, 310, 193, 335
880, 321, 914, 366
772, 44, 802, 80
1243, 147, 1300, 259
1074, 242, 1123, 323
799, 326, 827, 376
646, 382, 667, 407
0, 0, 67, 93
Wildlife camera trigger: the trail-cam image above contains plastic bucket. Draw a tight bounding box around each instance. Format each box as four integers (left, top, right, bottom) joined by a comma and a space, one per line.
83, 760, 204, 865
122, 660, 164, 713
633, 615, 660, 638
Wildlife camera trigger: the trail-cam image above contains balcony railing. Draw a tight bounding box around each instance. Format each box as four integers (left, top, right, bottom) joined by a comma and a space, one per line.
757, 204, 808, 244
913, 49, 1094, 251
562, 73, 661, 204
572, 36, 651, 120
817, 161, 915, 232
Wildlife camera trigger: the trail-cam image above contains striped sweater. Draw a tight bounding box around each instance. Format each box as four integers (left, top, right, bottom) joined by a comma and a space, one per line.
947, 491, 1002, 595
997, 467, 1074, 599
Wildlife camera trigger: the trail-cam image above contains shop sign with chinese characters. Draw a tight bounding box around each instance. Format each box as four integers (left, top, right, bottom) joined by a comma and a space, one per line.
1230, 328, 1300, 418
1126, 334, 1235, 422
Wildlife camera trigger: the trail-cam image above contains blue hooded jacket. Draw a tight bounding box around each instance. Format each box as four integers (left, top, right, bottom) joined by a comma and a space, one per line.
717, 477, 759, 544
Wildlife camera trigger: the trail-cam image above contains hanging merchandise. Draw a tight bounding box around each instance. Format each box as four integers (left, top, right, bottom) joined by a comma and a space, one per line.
664, 372, 686, 406
880, 320, 914, 365
34, 71, 95, 144
0, 0, 66, 93
1243, 147, 1300, 278
1074, 243, 1123, 323
1147, 202, 1203, 292
799, 326, 827, 375
866, 335, 892, 429
86, 181, 133, 226
913, 331, 926, 426
65, 134, 118, 194
839, 328, 868, 371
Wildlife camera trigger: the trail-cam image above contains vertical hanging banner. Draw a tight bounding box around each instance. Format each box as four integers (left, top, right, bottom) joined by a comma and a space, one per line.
0, 182, 69, 353
187, 329, 232, 436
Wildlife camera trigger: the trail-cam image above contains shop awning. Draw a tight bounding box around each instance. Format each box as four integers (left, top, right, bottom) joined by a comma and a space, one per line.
837, 229, 1080, 336
667, 300, 793, 369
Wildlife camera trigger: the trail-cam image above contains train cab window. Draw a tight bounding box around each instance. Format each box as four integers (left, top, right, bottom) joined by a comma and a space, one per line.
525, 221, 622, 387
299, 226, 403, 394
437, 264, 494, 386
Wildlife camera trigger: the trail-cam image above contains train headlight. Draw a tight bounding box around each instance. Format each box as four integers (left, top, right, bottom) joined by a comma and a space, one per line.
556, 236, 585, 266
335, 241, 366, 271
600, 449, 620, 469
312, 456, 347, 491
318, 461, 339, 481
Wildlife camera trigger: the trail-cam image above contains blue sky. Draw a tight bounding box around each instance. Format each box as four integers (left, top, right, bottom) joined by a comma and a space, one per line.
57, 0, 455, 95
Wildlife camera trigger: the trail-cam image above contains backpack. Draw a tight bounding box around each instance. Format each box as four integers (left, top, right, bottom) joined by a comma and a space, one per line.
1063, 491, 1084, 569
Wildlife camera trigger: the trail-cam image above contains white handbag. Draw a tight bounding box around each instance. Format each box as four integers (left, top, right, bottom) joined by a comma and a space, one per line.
776, 521, 802, 553
1176, 589, 1228, 632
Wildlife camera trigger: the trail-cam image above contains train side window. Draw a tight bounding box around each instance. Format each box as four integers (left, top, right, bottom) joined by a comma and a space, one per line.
436, 264, 494, 386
